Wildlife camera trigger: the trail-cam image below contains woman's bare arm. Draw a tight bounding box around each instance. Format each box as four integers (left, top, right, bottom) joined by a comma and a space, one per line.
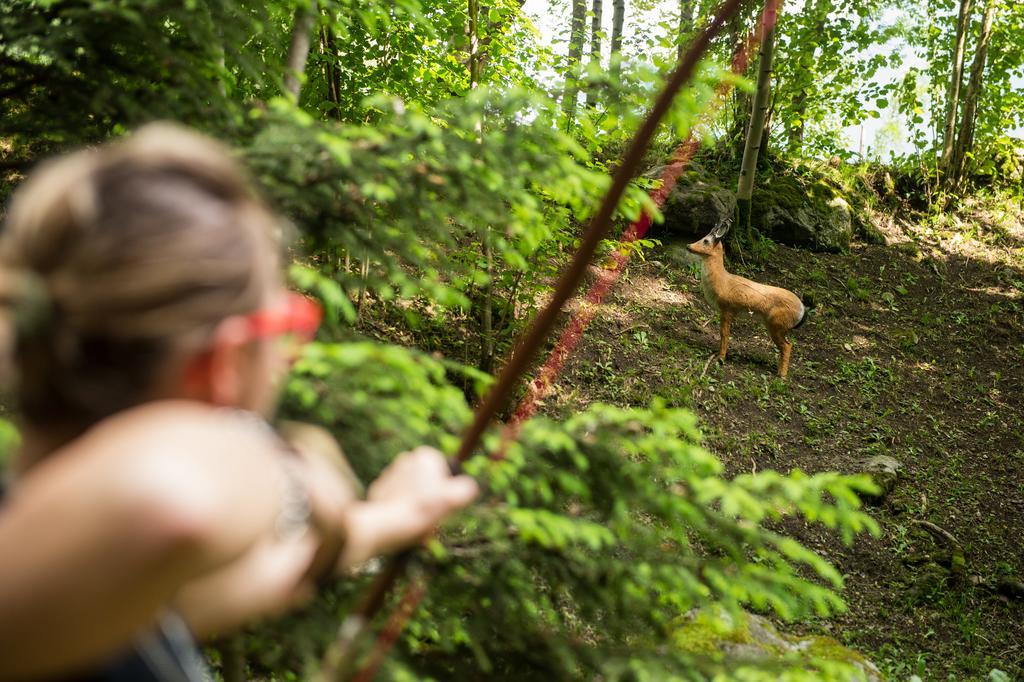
0, 402, 286, 679
0, 403, 478, 677
174, 439, 479, 639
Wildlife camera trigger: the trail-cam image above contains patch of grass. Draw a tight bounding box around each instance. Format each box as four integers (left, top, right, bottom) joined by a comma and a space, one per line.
845, 276, 873, 302
807, 267, 829, 286
830, 356, 896, 399
875, 645, 929, 680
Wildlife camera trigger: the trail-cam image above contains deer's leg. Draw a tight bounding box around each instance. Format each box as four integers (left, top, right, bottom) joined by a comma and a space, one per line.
769, 326, 792, 378
718, 310, 734, 362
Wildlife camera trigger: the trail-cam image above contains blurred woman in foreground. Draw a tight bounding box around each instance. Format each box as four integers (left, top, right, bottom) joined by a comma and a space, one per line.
0, 124, 478, 680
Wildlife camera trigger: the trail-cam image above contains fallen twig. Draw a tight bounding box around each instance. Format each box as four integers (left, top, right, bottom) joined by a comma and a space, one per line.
699, 353, 718, 379
911, 519, 963, 549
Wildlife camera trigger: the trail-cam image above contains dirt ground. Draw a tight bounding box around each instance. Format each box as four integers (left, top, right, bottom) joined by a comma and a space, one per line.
545, 208, 1024, 679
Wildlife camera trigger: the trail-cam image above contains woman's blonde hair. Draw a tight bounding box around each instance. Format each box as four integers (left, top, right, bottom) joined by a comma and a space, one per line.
0, 123, 280, 430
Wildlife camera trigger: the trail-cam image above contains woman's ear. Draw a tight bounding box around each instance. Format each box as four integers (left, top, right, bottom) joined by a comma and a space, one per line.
206, 316, 251, 407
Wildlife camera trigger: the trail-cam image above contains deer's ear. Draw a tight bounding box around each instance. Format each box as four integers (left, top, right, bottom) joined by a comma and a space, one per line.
711, 217, 730, 241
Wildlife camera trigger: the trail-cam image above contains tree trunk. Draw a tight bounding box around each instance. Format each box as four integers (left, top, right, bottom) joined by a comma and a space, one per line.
283, 0, 318, 100
562, 0, 588, 123
610, 0, 625, 77
585, 0, 603, 107
321, 25, 344, 120
939, 0, 974, 171
677, 0, 694, 61
468, 0, 495, 374
728, 11, 751, 160
468, 0, 482, 89
356, 250, 369, 320
949, 0, 995, 188
735, 4, 777, 243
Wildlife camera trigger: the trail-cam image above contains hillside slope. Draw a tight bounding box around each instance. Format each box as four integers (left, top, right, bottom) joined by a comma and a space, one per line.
546, 202, 1024, 679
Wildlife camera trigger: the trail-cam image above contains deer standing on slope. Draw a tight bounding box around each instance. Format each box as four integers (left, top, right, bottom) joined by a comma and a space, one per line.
687, 218, 811, 378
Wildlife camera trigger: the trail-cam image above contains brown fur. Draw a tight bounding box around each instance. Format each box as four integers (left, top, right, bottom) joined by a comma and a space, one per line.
687, 234, 805, 378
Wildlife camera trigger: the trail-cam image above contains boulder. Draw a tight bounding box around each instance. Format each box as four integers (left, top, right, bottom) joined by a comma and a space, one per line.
859, 454, 902, 503
652, 169, 858, 251
751, 176, 853, 252
674, 609, 883, 681
659, 179, 737, 240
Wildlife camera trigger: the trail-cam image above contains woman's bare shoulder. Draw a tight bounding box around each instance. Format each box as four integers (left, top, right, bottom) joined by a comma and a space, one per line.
79, 401, 276, 459
17, 402, 282, 521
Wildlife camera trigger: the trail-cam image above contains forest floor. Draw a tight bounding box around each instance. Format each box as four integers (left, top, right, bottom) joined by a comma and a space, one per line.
542, 200, 1024, 680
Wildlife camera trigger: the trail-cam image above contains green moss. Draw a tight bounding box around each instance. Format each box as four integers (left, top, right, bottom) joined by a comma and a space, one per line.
799, 635, 875, 669
672, 610, 754, 656
672, 610, 881, 679
751, 176, 830, 231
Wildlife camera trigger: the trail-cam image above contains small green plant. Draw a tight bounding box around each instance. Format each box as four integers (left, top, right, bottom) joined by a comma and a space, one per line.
846, 276, 872, 302
833, 357, 895, 398
594, 359, 616, 382
807, 268, 829, 286
747, 232, 778, 263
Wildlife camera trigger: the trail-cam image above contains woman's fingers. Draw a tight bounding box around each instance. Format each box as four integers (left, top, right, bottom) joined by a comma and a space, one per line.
361, 447, 479, 548
439, 476, 479, 512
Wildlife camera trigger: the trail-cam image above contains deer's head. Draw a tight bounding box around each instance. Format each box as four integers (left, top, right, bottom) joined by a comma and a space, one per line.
687, 216, 731, 257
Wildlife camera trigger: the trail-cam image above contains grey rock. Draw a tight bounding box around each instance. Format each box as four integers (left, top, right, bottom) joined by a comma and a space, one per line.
752, 176, 854, 252
660, 181, 737, 239
676, 609, 883, 681
859, 455, 902, 502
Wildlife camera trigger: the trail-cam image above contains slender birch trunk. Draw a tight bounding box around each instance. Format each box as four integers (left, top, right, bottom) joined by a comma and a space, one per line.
213, 25, 227, 98
214, 638, 245, 682
735, 4, 777, 242
585, 0, 603, 108
677, 0, 694, 61
786, 1, 827, 151
321, 25, 344, 120
728, 11, 751, 160
787, 89, 806, 149
562, 0, 588, 123
468, 0, 495, 374
283, 0, 318, 100
940, 0, 974, 172
758, 98, 774, 164
606, 0, 622, 76
949, 0, 995, 188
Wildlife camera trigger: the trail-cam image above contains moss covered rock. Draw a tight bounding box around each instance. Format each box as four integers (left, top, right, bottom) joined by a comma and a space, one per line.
660, 179, 737, 239
673, 609, 883, 681
751, 176, 853, 252
859, 454, 902, 503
